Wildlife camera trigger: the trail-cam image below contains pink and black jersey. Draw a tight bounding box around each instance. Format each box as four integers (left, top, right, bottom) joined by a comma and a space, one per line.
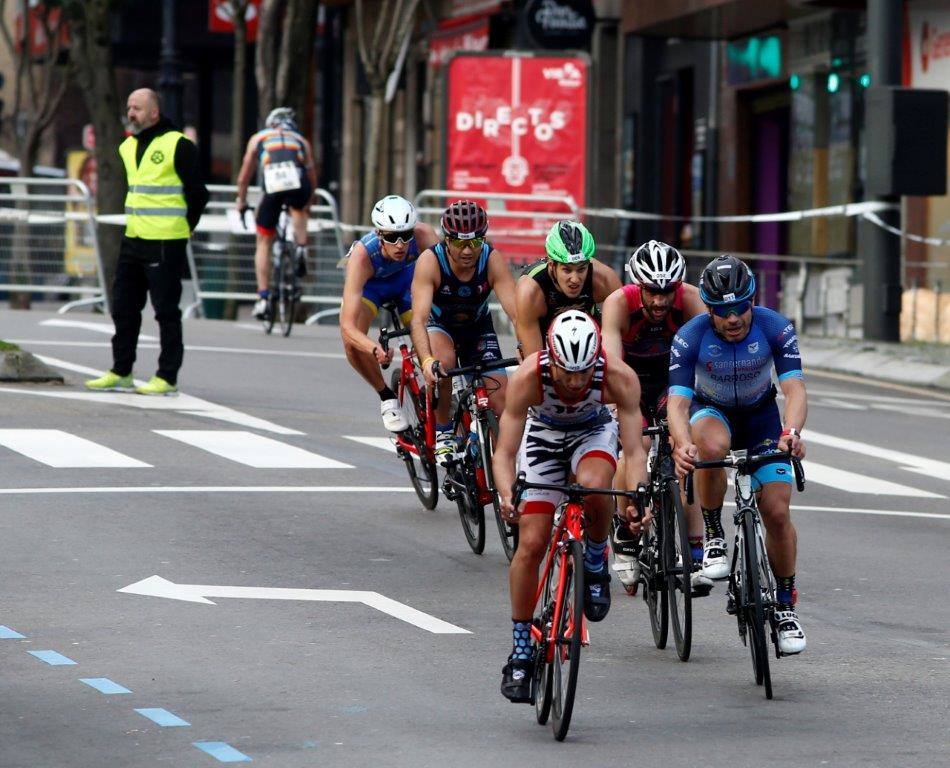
620, 283, 686, 391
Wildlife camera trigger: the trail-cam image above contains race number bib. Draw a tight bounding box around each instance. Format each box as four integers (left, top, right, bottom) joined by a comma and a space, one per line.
263, 161, 301, 194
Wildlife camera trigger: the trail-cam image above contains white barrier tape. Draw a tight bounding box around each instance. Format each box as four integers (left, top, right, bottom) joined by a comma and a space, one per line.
581, 200, 896, 224
862, 211, 950, 248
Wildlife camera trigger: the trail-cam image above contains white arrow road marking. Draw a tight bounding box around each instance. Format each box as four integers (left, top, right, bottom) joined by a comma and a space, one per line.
0, 429, 150, 468
118, 576, 470, 634
813, 398, 867, 411
0, 485, 415, 494
154, 430, 352, 469
343, 435, 396, 453
40, 318, 158, 342
807, 429, 950, 484
803, 461, 944, 498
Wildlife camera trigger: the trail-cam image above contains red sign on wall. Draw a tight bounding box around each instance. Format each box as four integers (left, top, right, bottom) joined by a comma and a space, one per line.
446, 54, 588, 262
209, 0, 261, 42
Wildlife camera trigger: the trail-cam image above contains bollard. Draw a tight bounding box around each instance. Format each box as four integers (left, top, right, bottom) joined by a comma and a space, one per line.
935, 280, 942, 343
910, 278, 918, 342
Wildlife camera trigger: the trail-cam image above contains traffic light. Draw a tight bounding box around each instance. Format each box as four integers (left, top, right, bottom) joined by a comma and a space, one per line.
826, 72, 841, 93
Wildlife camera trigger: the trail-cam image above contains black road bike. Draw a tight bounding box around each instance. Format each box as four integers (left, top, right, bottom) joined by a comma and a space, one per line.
263, 205, 301, 337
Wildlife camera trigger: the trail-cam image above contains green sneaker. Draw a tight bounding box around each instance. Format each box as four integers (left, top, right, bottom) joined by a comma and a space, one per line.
135, 375, 178, 396
85, 371, 135, 392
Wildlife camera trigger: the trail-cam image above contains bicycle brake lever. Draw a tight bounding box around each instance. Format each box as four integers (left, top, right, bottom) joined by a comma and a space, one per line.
685, 472, 695, 505
792, 456, 805, 493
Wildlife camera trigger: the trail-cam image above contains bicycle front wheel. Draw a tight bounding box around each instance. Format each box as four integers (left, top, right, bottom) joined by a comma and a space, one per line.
742, 510, 772, 699
479, 411, 518, 561
392, 370, 438, 509
642, 516, 668, 649
551, 539, 584, 741
453, 455, 485, 553
665, 480, 693, 662
277, 248, 296, 337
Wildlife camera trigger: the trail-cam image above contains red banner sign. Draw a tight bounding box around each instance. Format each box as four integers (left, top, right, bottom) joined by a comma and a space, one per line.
209, 0, 261, 42
446, 54, 587, 262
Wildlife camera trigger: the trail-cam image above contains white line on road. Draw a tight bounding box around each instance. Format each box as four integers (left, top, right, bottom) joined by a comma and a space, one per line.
7, 339, 345, 359
118, 575, 470, 634
804, 461, 944, 498
807, 429, 950, 484
0, 429, 150, 468
0, 486, 414, 494
812, 398, 868, 411
343, 435, 397, 453
39, 318, 158, 341
154, 430, 353, 468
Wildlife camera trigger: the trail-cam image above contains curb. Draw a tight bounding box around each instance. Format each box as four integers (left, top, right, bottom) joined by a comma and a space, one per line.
799, 338, 950, 393
0, 349, 65, 383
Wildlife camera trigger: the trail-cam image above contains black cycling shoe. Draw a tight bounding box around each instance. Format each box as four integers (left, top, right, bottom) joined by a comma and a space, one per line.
583, 567, 611, 622
611, 514, 641, 558
294, 247, 308, 278
501, 655, 534, 703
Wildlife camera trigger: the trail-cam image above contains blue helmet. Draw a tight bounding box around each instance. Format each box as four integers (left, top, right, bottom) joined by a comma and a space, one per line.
700, 255, 756, 305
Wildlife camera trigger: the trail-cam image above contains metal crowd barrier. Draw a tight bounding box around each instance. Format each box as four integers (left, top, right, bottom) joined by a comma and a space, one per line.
0, 177, 108, 313
184, 184, 347, 323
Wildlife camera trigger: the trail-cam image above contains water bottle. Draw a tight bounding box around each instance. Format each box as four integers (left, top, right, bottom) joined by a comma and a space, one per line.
467, 421, 479, 460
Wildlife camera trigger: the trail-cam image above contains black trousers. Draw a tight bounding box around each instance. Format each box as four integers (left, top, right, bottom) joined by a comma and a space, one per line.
110, 239, 185, 384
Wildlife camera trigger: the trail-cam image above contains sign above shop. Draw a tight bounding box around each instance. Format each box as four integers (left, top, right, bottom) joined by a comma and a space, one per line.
522, 0, 595, 50
726, 35, 782, 85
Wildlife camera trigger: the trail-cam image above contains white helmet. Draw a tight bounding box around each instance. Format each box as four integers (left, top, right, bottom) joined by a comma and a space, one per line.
626, 240, 686, 290
371, 195, 417, 232
547, 310, 601, 372
265, 107, 297, 131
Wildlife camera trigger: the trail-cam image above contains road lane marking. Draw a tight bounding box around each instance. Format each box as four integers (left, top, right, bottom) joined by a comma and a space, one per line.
7, 338, 344, 359
804, 461, 944, 498
79, 678, 131, 694
0, 486, 415, 494
39, 318, 158, 342
343, 435, 396, 453
193, 742, 252, 763
0, 626, 25, 639
812, 398, 867, 410
135, 708, 190, 727
28, 650, 77, 666
119, 575, 471, 634
0, 429, 151, 468
807, 429, 950, 483
721, 501, 949, 520
153, 430, 353, 469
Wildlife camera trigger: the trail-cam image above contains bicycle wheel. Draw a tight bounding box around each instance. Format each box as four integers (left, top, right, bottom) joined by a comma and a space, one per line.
277, 247, 296, 337
453, 436, 485, 553
665, 480, 693, 662
391, 370, 438, 509
263, 258, 279, 335
742, 510, 772, 699
478, 411, 518, 561
534, 563, 557, 726
551, 539, 584, 742
641, 516, 669, 649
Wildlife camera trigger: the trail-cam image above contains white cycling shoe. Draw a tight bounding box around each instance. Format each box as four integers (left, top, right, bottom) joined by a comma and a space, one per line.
612, 553, 640, 595
381, 398, 408, 432
775, 609, 807, 655
252, 298, 268, 320
702, 537, 730, 580
690, 569, 713, 596
434, 432, 457, 467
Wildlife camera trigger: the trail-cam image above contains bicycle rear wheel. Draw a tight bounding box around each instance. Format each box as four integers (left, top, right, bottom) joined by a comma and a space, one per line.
263, 258, 279, 335
665, 480, 693, 662
452, 436, 485, 553
742, 510, 772, 699
551, 539, 584, 741
534, 561, 557, 725
479, 411, 518, 561
277, 248, 296, 337
391, 370, 438, 509
642, 517, 668, 649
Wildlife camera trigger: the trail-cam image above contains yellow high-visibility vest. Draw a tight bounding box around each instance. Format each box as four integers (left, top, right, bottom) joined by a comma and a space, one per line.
119, 131, 190, 239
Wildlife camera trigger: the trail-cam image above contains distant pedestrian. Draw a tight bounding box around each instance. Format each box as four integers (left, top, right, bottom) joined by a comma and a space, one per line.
86, 88, 208, 395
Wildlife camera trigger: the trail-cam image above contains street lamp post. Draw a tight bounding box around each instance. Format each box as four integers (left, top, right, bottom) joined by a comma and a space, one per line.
158, 0, 184, 127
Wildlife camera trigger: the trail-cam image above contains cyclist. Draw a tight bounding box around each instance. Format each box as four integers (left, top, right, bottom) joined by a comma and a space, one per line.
493, 310, 650, 702
340, 195, 440, 432
410, 200, 518, 466
515, 220, 621, 357
666, 254, 808, 655
601, 240, 707, 595
235, 107, 317, 320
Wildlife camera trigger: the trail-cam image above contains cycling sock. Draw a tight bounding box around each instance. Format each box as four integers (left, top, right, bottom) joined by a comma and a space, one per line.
701, 506, 725, 540
258, 289, 269, 299
377, 385, 396, 401
584, 537, 608, 573
689, 535, 704, 562
511, 620, 533, 661
776, 574, 797, 609
436, 423, 453, 434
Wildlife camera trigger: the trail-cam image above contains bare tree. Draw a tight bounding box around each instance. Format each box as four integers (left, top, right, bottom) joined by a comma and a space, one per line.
227, 0, 251, 181
255, 0, 318, 126
63, 0, 125, 302
354, 0, 421, 215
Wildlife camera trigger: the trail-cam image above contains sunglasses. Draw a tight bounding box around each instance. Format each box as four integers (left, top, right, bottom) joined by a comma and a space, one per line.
447, 236, 484, 250
710, 300, 752, 318
378, 231, 412, 244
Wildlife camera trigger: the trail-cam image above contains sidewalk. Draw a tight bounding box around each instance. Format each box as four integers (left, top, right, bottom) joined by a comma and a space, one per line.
800, 336, 950, 392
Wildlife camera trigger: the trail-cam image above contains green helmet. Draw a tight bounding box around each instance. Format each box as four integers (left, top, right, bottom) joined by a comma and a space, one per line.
545, 220, 595, 264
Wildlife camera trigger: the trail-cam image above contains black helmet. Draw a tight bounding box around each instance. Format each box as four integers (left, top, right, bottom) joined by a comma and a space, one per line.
441, 200, 488, 239
699, 255, 756, 305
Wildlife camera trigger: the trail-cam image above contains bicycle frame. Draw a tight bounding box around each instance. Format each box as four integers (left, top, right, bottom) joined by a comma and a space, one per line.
728, 469, 777, 628
379, 319, 436, 464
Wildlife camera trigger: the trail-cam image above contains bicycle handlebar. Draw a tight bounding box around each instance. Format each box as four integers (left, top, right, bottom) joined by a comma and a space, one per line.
377, 326, 411, 370
441, 357, 520, 379
684, 451, 805, 504
511, 471, 647, 518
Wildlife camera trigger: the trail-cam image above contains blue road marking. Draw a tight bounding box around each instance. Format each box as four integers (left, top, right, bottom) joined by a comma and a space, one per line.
79, 678, 131, 695
28, 650, 77, 666
135, 708, 190, 727
193, 742, 252, 762
0, 626, 25, 639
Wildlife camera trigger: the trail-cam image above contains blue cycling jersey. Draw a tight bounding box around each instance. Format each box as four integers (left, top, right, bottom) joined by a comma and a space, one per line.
668, 306, 803, 409
356, 231, 420, 281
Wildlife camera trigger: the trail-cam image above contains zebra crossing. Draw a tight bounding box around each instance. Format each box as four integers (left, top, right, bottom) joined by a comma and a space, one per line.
0, 426, 945, 501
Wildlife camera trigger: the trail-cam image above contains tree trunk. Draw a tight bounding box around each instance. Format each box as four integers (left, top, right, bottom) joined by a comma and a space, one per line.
362, 91, 385, 217
230, 2, 248, 182
275, 0, 318, 121
255, 0, 285, 120
66, 0, 126, 309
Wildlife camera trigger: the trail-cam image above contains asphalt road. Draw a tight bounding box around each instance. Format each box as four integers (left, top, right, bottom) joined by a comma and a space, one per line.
1, 310, 947, 767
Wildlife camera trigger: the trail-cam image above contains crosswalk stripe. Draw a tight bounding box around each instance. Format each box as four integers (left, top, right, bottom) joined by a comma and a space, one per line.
153, 430, 352, 469
804, 461, 944, 498
807, 430, 950, 484
0, 429, 150, 468
343, 435, 396, 453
